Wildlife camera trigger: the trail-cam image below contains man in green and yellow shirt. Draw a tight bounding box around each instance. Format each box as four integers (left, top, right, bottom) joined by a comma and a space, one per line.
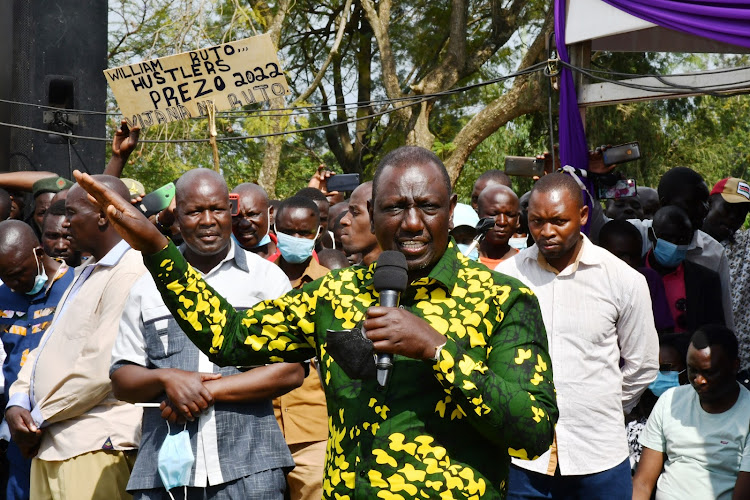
76, 146, 558, 499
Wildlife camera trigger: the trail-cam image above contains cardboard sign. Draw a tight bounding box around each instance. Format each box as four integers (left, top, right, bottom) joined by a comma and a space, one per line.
104, 34, 290, 128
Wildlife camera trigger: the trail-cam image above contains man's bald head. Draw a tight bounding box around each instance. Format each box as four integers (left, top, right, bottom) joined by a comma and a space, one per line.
0, 220, 43, 293
232, 182, 268, 202
0, 219, 40, 256
530, 173, 584, 209
477, 185, 519, 215
471, 170, 512, 211
68, 175, 130, 214
176, 169, 228, 204
373, 147, 451, 200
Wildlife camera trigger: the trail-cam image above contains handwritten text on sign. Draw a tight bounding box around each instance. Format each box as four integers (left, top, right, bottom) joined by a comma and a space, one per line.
104, 34, 290, 128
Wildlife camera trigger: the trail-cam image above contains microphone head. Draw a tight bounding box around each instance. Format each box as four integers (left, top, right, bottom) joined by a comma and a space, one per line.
373, 250, 408, 293
475, 217, 495, 235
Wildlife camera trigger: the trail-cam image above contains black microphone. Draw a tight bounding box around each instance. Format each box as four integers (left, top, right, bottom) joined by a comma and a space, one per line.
372, 251, 408, 388
461, 217, 495, 257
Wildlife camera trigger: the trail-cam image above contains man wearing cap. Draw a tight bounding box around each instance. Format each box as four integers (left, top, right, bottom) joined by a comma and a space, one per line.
702, 177, 750, 388
30, 177, 74, 235
120, 179, 146, 203
450, 202, 480, 260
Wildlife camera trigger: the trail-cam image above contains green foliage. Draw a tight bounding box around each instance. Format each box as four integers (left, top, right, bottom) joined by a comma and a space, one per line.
107, 2, 750, 201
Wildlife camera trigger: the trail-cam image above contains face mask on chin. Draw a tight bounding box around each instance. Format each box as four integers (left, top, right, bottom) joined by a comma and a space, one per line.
25, 249, 48, 295
457, 243, 479, 261
252, 233, 272, 248
648, 370, 683, 397
274, 225, 319, 264
508, 237, 528, 251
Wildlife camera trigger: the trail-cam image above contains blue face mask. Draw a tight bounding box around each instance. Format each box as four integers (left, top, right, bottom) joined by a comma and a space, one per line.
649, 370, 683, 397
26, 249, 48, 296
274, 225, 319, 264
252, 233, 272, 248
158, 421, 194, 496
508, 237, 528, 251
653, 238, 688, 268
457, 243, 479, 261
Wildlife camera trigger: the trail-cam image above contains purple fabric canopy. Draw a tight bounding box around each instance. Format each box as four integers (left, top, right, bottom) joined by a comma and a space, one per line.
600, 1, 750, 49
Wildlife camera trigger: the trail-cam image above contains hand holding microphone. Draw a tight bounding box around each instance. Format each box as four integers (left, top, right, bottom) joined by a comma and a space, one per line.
365, 251, 448, 388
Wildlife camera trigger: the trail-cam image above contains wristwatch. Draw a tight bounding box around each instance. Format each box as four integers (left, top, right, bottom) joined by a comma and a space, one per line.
432, 341, 447, 361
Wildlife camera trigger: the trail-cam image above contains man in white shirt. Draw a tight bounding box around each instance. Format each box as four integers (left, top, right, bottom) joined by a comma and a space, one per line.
497, 173, 659, 499
111, 169, 301, 499
633, 325, 750, 500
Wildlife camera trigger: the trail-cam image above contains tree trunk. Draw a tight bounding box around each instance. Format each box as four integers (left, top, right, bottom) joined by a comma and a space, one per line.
257, 96, 285, 198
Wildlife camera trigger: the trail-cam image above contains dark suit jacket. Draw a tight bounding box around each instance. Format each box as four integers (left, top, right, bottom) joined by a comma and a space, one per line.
683, 260, 725, 332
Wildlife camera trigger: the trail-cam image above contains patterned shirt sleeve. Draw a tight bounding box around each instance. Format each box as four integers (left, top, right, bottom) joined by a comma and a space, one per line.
431, 282, 557, 460
144, 241, 317, 367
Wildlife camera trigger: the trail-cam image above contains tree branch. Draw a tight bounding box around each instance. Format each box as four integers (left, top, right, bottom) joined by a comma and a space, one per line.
360, 0, 411, 123
444, 8, 553, 184
292, 0, 353, 106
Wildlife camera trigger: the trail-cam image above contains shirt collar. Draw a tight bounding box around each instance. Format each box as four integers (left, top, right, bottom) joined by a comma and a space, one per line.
179, 238, 246, 276
96, 239, 132, 267
521, 234, 597, 275
362, 239, 462, 290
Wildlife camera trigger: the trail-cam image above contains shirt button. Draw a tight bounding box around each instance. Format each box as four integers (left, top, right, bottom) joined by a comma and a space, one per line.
359, 470, 366, 478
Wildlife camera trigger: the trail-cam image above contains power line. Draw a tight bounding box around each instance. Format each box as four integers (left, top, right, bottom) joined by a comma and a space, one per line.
0, 62, 548, 143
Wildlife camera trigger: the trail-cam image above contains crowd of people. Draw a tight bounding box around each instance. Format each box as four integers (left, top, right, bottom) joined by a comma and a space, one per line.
0, 123, 747, 500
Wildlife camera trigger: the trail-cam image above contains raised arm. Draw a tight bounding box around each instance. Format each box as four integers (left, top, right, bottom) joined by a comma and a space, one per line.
103, 121, 140, 178
75, 170, 318, 368
0, 171, 57, 192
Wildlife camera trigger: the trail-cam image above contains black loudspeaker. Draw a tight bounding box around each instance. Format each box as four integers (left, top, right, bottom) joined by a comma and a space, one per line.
1, 0, 108, 178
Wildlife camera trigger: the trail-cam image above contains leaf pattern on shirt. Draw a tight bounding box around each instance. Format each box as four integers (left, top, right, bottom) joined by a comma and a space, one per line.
145, 241, 558, 499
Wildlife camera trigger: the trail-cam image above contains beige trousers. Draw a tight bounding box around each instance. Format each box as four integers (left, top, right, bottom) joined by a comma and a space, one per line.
30, 449, 136, 500
286, 441, 326, 500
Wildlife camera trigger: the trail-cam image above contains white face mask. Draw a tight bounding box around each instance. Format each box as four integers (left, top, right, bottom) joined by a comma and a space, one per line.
508, 237, 528, 251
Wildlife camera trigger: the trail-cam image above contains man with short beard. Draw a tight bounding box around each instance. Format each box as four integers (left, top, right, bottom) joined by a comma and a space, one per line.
111, 169, 300, 499
498, 173, 658, 499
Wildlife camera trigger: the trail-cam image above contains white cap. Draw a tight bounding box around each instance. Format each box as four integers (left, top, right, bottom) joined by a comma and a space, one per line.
452, 203, 480, 229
